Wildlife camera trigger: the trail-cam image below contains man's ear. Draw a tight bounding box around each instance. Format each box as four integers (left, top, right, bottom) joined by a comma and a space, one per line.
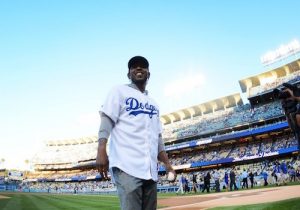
148, 72, 151, 79
127, 72, 131, 79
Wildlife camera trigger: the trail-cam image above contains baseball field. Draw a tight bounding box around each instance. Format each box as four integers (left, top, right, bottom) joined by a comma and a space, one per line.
1, 184, 300, 210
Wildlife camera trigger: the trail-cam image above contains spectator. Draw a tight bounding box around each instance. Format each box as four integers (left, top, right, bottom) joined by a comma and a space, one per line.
213, 169, 221, 192
262, 171, 268, 186
192, 173, 198, 193
202, 172, 211, 193
241, 169, 249, 189
229, 168, 238, 191
224, 170, 229, 191
176, 174, 184, 195
183, 176, 189, 193
249, 171, 254, 188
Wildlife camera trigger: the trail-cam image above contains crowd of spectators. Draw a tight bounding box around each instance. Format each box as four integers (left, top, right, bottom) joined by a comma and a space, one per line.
163, 101, 283, 141
163, 135, 298, 167
25, 169, 104, 183
20, 180, 115, 194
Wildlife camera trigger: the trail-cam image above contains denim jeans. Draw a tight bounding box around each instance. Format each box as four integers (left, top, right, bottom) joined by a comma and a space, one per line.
112, 167, 157, 210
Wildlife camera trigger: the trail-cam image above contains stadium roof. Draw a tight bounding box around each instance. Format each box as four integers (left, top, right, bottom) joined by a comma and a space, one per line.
239, 58, 300, 93
160, 93, 243, 125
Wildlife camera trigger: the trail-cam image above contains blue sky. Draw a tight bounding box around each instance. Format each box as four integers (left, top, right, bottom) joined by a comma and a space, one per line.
1, 0, 300, 169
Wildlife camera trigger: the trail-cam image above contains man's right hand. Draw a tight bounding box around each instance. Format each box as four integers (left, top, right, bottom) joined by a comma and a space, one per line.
96, 140, 109, 180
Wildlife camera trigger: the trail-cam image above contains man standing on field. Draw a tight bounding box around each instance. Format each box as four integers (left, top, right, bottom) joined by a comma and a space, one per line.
96, 56, 176, 210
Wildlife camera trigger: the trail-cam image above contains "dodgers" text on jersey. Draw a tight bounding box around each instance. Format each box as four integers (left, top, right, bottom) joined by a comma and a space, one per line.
125, 97, 159, 118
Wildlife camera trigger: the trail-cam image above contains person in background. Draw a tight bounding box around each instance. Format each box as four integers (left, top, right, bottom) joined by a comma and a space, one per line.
202, 171, 211, 193
229, 167, 238, 191
224, 170, 229, 191
176, 174, 184, 195
249, 170, 255, 188
241, 169, 249, 189
192, 173, 198, 193
262, 170, 268, 186
213, 169, 221, 192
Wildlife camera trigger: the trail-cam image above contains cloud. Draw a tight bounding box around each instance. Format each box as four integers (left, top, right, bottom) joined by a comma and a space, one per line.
163, 72, 205, 100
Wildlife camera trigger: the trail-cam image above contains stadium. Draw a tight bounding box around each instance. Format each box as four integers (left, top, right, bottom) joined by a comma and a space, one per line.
1, 40, 300, 209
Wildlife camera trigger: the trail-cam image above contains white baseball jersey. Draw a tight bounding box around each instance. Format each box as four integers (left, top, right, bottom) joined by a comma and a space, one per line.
101, 84, 162, 181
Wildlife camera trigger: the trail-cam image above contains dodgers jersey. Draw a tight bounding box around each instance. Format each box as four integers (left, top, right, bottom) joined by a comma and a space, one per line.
101, 84, 162, 181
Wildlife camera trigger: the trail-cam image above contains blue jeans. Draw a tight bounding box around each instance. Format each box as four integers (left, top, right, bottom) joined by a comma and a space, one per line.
112, 167, 157, 210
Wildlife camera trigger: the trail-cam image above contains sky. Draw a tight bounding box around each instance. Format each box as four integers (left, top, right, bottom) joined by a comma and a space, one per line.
1, 0, 300, 170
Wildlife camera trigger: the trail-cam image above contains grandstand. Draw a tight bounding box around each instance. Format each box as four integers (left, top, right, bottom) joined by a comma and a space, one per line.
1, 41, 300, 195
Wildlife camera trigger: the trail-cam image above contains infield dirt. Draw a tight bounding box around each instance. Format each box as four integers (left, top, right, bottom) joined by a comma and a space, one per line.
158, 185, 300, 210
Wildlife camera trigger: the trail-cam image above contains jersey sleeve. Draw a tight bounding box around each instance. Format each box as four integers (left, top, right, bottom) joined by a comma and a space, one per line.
100, 86, 121, 123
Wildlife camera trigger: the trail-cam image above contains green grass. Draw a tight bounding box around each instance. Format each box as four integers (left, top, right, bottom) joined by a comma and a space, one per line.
1, 184, 300, 210
210, 197, 300, 210
0, 193, 120, 210
0, 193, 174, 210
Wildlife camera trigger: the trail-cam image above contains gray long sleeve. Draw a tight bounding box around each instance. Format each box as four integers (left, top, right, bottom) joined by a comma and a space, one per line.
158, 134, 166, 153
98, 112, 114, 141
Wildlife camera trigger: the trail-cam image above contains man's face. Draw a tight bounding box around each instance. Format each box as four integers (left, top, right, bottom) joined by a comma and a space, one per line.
128, 64, 150, 85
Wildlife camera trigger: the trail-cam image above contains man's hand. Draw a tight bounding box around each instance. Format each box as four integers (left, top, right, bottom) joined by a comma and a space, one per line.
158, 151, 177, 182
165, 164, 177, 182
96, 140, 109, 180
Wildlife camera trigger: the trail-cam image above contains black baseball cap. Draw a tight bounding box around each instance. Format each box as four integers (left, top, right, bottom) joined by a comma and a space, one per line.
128, 56, 149, 69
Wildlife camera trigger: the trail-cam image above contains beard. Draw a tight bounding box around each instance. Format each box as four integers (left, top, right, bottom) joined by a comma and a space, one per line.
131, 76, 148, 85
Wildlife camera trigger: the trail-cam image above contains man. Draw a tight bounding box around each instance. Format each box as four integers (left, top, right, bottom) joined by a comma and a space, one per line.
280, 160, 288, 185
224, 170, 229, 191
273, 161, 281, 185
202, 171, 211, 193
229, 167, 238, 191
248, 170, 254, 188
213, 169, 221, 192
192, 173, 197, 193
279, 83, 300, 149
176, 174, 184, 195
96, 56, 176, 210
241, 169, 248, 189
182, 175, 188, 193
262, 170, 268, 186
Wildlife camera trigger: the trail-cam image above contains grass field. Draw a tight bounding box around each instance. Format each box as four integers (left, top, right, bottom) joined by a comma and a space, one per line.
0, 193, 120, 210
1, 189, 300, 210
